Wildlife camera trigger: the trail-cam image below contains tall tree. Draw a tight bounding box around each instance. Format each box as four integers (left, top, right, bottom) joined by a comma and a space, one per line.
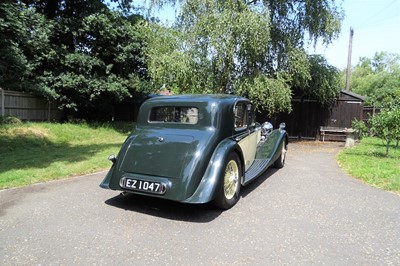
0, 2, 53, 92
143, 0, 343, 114
350, 52, 400, 108
51, 10, 149, 117
1, 0, 150, 119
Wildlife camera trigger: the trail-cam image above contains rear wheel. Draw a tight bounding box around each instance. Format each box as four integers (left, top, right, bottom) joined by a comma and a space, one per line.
213, 153, 242, 210
274, 139, 287, 168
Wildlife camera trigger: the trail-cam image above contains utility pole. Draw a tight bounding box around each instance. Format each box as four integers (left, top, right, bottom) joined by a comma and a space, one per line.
345, 27, 354, 91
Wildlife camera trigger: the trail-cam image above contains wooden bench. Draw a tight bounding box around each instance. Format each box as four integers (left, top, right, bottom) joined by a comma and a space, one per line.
320, 126, 347, 142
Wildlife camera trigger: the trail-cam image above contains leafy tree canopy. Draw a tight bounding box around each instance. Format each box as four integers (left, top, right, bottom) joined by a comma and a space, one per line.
349, 52, 400, 108
143, 0, 343, 114
1, 0, 149, 119
0, 2, 53, 92
1, 0, 344, 119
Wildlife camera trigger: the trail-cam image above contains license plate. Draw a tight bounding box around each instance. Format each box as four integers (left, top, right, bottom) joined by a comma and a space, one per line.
120, 178, 166, 194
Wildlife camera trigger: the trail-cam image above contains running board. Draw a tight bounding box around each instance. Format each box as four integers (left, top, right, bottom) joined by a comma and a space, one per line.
243, 158, 272, 185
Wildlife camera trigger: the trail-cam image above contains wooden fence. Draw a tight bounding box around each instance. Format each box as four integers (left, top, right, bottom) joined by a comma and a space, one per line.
0, 88, 64, 121
363, 106, 380, 121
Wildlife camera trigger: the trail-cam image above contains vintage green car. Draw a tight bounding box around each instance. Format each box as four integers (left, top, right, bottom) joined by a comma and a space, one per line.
100, 94, 288, 209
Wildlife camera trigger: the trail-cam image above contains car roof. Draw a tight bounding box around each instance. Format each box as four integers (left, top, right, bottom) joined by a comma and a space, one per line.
145, 94, 249, 106
137, 94, 251, 127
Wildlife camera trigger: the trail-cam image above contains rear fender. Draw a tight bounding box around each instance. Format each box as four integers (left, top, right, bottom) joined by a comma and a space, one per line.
182, 138, 243, 204
99, 135, 135, 190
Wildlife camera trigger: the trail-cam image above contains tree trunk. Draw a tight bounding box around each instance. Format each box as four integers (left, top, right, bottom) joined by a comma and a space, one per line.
386, 137, 391, 157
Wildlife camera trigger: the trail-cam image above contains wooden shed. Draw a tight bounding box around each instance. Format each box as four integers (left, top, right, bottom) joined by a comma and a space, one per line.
268, 90, 365, 141
326, 90, 365, 126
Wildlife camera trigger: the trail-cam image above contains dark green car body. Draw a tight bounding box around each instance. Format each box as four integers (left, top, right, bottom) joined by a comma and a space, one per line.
100, 94, 288, 207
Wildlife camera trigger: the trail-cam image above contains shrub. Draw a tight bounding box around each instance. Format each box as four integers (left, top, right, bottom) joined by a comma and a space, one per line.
352, 119, 369, 140
370, 108, 400, 156
0, 116, 22, 125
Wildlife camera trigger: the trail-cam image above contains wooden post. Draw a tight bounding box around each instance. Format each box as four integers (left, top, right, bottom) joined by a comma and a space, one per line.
1, 88, 4, 116
345, 27, 354, 91
47, 101, 51, 121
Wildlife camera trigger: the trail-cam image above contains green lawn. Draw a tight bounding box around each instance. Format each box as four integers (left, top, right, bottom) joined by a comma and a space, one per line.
337, 137, 400, 193
0, 122, 132, 189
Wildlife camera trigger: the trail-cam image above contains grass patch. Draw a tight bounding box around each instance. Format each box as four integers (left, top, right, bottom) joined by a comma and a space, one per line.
337, 137, 400, 193
0, 122, 133, 189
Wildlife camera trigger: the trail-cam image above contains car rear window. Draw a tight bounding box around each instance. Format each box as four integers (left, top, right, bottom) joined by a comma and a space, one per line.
234, 103, 248, 129
149, 107, 199, 124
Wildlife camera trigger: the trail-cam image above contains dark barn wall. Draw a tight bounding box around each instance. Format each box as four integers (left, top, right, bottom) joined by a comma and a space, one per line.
272, 99, 329, 140
259, 91, 365, 140
327, 100, 363, 128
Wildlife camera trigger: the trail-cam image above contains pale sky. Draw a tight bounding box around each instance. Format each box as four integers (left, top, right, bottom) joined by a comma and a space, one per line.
143, 0, 400, 70
310, 0, 400, 69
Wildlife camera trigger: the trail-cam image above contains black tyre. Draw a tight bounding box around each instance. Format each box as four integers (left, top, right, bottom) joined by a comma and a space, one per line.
274, 139, 287, 169
213, 152, 242, 210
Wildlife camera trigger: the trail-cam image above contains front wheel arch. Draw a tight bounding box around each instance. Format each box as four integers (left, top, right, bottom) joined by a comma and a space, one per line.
274, 138, 287, 169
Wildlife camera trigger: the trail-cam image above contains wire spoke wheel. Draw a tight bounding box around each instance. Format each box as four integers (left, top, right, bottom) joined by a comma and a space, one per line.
223, 160, 239, 199
214, 152, 242, 209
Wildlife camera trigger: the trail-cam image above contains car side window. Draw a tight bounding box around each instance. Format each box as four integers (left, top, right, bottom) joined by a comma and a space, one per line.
248, 104, 255, 127
234, 103, 248, 130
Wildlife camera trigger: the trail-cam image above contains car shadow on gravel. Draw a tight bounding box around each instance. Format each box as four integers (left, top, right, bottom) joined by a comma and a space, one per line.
105, 167, 280, 222
105, 193, 222, 223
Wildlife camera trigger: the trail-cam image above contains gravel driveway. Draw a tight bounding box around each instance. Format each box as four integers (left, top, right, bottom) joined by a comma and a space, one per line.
1, 141, 399, 265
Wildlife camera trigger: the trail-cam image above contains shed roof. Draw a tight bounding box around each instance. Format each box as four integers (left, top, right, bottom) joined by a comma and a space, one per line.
340, 90, 366, 102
